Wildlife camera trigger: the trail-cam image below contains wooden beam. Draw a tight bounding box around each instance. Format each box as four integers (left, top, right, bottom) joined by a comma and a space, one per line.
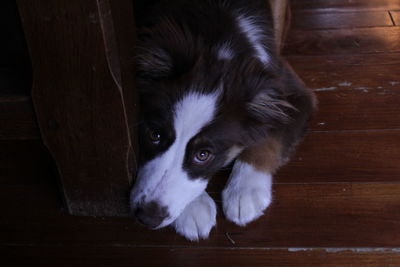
269, 0, 290, 51
17, 0, 138, 216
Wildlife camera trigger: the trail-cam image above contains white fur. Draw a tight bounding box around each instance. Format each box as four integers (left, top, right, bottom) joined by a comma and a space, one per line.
130, 91, 219, 228
172, 192, 217, 241
222, 160, 272, 226
236, 14, 270, 65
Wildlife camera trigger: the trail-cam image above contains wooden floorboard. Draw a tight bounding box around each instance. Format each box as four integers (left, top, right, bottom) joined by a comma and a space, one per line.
3, 182, 400, 247
309, 88, 400, 131
3, 246, 400, 267
291, 0, 400, 13
278, 130, 400, 183
284, 27, 400, 55
287, 53, 400, 91
292, 11, 394, 30
287, 53, 400, 131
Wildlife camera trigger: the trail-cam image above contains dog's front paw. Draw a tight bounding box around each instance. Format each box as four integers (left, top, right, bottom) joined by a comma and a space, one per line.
172, 192, 216, 241
222, 160, 272, 226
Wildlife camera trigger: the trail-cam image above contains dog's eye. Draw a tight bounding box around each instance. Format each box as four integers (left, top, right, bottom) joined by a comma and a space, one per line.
148, 129, 161, 144
194, 150, 212, 164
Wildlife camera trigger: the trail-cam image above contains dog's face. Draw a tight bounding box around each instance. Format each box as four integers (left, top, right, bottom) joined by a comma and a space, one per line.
130, 89, 230, 229
130, 73, 293, 228
130, 22, 294, 229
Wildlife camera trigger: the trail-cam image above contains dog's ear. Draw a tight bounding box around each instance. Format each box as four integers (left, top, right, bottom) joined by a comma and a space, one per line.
244, 62, 300, 128
246, 89, 296, 126
135, 46, 173, 79
245, 60, 317, 138
135, 19, 198, 80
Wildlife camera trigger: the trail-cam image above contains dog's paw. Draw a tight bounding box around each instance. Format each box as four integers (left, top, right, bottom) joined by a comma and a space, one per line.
223, 187, 271, 226
172, 192, 216, 241
222, 160, 272, 226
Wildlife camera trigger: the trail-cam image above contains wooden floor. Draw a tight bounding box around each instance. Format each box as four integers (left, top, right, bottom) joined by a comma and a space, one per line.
3, 0, 400, 266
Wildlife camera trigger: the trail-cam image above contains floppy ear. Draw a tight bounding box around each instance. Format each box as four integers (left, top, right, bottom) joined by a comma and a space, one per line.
246, 89, 297, 125
135, 18, 198, 80
135, 46, 173, 79
245, 59, 317, 142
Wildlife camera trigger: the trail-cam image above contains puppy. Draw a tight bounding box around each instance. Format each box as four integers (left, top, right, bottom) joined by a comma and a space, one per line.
130, 0, 316, 241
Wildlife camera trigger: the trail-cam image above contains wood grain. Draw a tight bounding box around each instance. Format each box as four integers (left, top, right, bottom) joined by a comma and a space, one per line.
309, 88, 400, 131
17, 0, 138, 216
3, 182, 400, 247
3, 246, 400, 267
269, 0, 289, 51
287, 54, 400, 91
291, 0, 400, 13
390, 11, 400, 26
287, 54, 400, 131
292, 11, 394, 29
276, 130, 400, 183
284, 27, 400, 55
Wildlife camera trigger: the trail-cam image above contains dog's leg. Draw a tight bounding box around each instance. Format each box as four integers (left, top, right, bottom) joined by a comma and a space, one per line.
172, 191, 216, 241
222, 137, 283, 226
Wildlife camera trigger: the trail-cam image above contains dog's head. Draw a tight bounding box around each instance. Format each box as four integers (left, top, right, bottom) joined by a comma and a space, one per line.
130, 20, 296, 229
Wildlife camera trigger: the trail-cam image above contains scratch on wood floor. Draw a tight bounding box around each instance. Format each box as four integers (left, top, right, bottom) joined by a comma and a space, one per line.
225, 232, 236, 245
338, 82, 352, 87
389, 81, 400, 86
314, 87, 337, 91
354, 87, 369, 92
288, 247, 400, 253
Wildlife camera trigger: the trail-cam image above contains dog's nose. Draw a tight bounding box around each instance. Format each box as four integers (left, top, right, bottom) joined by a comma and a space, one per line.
133, 201, 169, 229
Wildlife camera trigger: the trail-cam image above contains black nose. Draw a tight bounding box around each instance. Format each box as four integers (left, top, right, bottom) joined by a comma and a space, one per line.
133, 201, 169, 229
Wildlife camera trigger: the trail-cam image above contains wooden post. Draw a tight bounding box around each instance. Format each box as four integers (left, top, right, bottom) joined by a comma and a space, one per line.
269, 0, 290, 52
17, 0, 138, 216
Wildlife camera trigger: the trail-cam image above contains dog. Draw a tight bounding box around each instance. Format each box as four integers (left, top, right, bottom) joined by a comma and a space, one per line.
130, 0, 316, 241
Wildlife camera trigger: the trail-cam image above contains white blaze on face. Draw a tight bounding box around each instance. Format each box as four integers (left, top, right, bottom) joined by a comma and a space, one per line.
130, 91, 219, 228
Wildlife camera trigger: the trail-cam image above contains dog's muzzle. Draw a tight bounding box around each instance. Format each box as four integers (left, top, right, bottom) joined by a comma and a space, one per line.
131, 201, 170, 229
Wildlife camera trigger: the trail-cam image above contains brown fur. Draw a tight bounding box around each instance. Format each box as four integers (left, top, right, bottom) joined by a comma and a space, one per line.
239, 60, 317, 176
239, 136, 283, 174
